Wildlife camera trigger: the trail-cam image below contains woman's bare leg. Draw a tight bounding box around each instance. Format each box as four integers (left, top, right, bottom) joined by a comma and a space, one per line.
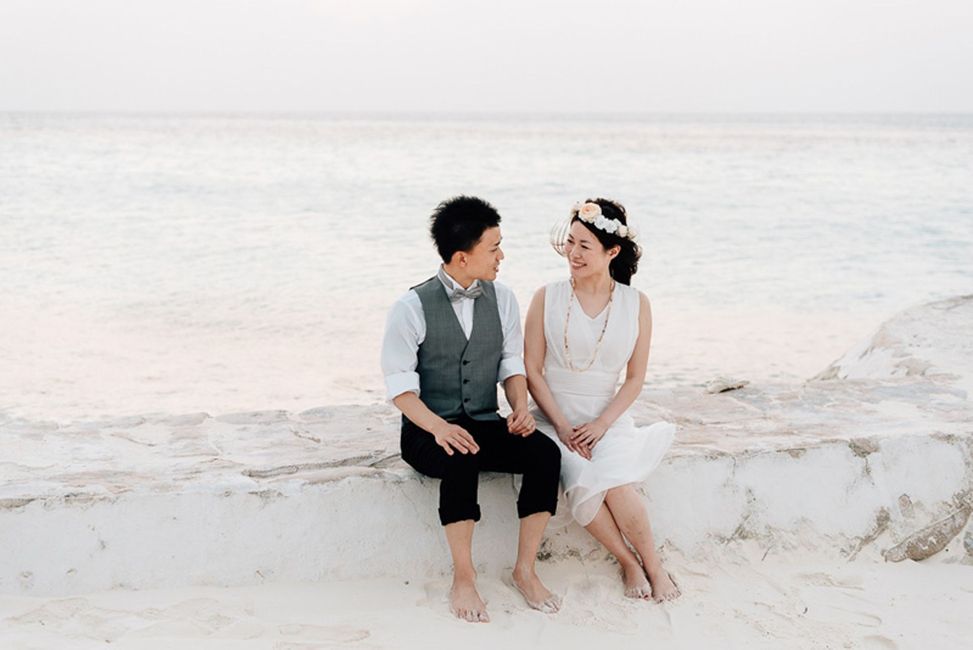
583, 501, 653, 598
604, 485, 680, 602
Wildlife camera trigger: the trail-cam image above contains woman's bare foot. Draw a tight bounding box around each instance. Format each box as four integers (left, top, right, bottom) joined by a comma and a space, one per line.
645, 563, 681, 603
450, 575, 490, 623
511, 567, 562, 613
621, 561, 652, 599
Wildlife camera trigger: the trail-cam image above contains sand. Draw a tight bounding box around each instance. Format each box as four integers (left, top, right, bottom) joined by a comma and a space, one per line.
2, 545, 971, 649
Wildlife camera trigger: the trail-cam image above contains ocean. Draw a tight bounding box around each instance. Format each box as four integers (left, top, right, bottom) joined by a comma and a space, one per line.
1, 113, 971, 421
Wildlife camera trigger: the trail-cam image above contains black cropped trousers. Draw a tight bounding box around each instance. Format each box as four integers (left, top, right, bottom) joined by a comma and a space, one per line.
401, 414, 561, 526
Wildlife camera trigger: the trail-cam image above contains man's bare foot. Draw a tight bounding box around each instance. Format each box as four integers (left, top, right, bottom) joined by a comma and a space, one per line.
511, 567, 562, 613
621, 561, 652, 599
450, 576, 489, 623
645, 563, 681, 603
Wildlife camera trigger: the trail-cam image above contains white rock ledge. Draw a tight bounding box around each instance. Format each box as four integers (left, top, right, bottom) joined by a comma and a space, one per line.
2, 296, 972, 596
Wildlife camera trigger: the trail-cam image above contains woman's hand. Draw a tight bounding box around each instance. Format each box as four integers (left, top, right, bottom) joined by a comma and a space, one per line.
556, 423, 590, 459
570, 420, 608, 457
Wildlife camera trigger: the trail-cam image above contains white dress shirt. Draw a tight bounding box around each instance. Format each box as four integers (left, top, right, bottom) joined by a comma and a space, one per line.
381, 268, 526, 401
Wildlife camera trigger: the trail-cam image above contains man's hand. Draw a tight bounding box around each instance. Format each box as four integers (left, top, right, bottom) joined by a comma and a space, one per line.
432, 423, 480, 456
506, 408, 536, 436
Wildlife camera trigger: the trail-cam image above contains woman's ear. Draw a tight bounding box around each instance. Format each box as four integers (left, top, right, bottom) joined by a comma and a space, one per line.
609, 245, 621, 259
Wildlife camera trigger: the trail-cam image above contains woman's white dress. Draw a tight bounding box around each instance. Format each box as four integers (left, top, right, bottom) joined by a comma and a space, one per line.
533, 280, 675, 526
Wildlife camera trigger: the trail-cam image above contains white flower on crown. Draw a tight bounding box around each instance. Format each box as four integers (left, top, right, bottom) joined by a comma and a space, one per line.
594, 214, 617, 233
572, 201, 634, 240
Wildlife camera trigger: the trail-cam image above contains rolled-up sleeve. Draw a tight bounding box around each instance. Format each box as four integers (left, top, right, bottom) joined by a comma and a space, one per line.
380, 295, 424, 401
496, 284, 527, 383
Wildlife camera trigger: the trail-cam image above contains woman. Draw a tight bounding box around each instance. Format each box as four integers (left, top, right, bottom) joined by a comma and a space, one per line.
525, 198, 680, 602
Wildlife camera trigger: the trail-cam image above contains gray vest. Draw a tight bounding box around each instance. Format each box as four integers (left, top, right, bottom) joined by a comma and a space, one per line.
412, 276, 503, 422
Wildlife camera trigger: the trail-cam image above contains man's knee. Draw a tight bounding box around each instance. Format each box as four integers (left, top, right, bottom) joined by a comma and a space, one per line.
442, 449, 480, 475
531, 432, 561, 464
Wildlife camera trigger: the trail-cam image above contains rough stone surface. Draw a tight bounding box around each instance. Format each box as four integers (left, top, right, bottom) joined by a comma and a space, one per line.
815, 294, 973, 395
884, 506, 972, 562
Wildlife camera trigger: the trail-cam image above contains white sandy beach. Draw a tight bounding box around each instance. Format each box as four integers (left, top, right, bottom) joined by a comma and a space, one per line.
2, 296, 973, 648
2, 545, 971, 650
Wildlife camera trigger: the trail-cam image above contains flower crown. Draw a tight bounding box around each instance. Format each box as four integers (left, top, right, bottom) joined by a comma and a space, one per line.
572, 201, 635, 239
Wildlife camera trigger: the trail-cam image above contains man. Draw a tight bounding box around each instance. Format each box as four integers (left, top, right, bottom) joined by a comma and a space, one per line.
381, 196, 562, 623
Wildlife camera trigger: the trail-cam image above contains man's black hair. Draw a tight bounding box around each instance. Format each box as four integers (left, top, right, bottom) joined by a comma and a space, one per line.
429, 196, 501, 263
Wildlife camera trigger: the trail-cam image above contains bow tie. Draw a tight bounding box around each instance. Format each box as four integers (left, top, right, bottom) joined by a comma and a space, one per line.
438, 267, 483, 302
450, 285, 483, 302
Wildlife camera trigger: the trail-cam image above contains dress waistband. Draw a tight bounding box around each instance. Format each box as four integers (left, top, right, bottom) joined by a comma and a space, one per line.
543, 365, 619, 398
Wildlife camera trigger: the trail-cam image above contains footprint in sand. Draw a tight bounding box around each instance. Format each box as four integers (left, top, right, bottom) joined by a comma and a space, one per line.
559, 575, 641, 633
9, 596, 264, 642
416, 579, 459, 616
278, 623, 369, 641
5, 598, 136, 642
419, 579, 446, 604
275, 624, 370, 648
128, 598, 259, 638
5, 597, 90, 626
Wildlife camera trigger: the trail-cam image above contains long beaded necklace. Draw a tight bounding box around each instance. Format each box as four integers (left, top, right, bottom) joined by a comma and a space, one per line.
563, 277, 615, 372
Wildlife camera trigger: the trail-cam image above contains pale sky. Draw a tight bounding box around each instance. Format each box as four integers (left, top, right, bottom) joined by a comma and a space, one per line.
1, 0, 971, 113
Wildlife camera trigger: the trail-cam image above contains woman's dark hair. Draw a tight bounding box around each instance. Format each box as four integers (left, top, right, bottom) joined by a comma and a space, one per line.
429, 195, 502, 263
571, 198, 641, 285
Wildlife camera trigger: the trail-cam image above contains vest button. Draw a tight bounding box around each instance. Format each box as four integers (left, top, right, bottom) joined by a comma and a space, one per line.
463, 379, 470, 384
462, 360, 470, 365
464, 397, 470, 403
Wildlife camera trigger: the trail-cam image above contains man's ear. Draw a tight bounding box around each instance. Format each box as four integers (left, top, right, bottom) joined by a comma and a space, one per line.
450, 251, 467, 267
